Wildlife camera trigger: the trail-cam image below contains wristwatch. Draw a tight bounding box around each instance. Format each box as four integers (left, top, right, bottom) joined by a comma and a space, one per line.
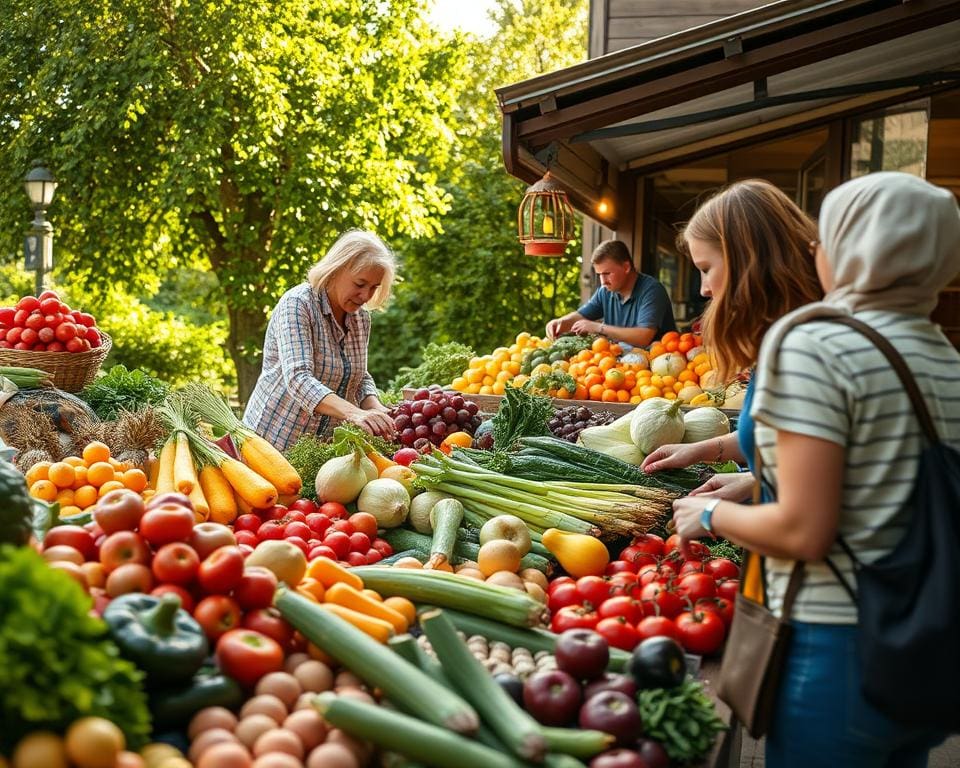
701, 498, 721, 537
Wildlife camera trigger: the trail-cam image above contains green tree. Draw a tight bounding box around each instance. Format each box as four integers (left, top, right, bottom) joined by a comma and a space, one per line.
369, 0, 588, 385
0, 0, 463, 400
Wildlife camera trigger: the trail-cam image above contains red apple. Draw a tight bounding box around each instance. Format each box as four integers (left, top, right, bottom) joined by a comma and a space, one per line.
190, 522, 237, 560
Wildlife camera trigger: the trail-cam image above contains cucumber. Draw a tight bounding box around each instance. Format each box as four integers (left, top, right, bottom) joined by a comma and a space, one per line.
381, 528, 553, 574
427, 499, 464, 569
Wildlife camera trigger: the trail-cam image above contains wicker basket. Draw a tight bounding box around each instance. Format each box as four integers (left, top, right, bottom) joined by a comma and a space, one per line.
0, 331, 112, 392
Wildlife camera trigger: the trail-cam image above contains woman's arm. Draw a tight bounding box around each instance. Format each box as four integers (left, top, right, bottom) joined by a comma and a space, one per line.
314, 392, 394, 437
642, 431, 744, 472
672, 430, 844, 561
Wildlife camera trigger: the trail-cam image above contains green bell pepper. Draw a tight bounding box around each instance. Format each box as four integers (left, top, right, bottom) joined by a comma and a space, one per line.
149, 666, 244, 731
104, 592, 209, 687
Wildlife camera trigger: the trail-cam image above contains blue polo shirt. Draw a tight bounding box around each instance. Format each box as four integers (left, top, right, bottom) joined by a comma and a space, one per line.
578, 273, 677, 344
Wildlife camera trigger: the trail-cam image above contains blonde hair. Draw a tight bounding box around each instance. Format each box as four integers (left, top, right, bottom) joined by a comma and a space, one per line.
679, 179, 822, 383
307, 229, 396, 310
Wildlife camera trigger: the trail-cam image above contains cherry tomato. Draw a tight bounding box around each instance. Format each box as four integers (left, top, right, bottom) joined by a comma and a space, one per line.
596, 616, 640, 651
197, 546, 245, 594
215, 628, 284, 687
705, 558, 741, 581
547, 581, 582, 613
636, 615, 681, 643
675, 610, 726, 656
151, 542, 201, 585
576, 575, 613, 609
289, 498, 318, 515
194, 595, 242, 642
318, 501, 348, 519
550, 605, 600, 633
597, 595, 644, 625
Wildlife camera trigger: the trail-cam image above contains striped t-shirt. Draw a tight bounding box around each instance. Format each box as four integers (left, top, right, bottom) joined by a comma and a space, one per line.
751, 310, 960, 624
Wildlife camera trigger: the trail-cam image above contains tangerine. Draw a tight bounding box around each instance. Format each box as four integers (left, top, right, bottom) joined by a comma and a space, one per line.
86, 461, 116, 488
82, 441, 111, 465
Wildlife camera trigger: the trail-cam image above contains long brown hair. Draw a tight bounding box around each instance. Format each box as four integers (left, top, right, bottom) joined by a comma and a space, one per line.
680, 179, 823, 383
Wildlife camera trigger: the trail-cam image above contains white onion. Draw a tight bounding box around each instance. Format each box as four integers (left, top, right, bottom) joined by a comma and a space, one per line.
314, 451, 369, 504
357, 478, 410, 528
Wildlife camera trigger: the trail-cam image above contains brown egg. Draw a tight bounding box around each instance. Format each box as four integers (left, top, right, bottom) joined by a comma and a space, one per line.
292, 660, 334, 693
252, 753, 303, 768
188, 706, 239, 740
333, 687, 376, 706
293, 692, 318, 711
235, 715, 279, 750
282, 710, 327, 752
187, 728, 239, 765
195, 742, 252, 768
333, 670, 364, 690
255, 672, 303, 711
115, 751, 146, 768
283, 652, 310, 674
252, 729, 304, 760
240, 694, 289, 724
324, 729, 371, 765
304, 743, 358, 768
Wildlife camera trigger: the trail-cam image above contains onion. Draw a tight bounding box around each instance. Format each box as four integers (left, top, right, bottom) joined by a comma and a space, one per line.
407, 490, 450, 534
314, 450, 369, 504
360, 454, 378, 482
357, 478, 410, 528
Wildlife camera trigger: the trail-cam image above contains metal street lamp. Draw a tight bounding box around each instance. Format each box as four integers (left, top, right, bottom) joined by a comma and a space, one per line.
23, 160, 57, 296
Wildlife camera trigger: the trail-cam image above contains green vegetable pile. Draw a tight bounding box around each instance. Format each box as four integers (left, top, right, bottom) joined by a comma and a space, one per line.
637, 678, 726, 763
0, 546, 151, 751
80, 364, 170, 420
389, 341, 477, 392
519, 334, 595, 374
707, 537, 744, 565
490, 386, 553, 450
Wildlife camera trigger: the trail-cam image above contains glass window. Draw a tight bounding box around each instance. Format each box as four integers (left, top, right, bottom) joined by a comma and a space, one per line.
850, 102, 929, 178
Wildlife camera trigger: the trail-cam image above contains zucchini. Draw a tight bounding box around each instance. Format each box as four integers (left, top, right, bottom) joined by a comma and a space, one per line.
381, 528, 553, 574
427, 499, 464, 569
433, 607, 631, 672
275, 588, 478, 734
352, 566, 549, 628
540, 726, 614, 759
313, 691, 525, 768
421, 609, 547, 762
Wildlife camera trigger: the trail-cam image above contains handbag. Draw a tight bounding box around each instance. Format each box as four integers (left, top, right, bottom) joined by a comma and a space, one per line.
716, 450, 804, 740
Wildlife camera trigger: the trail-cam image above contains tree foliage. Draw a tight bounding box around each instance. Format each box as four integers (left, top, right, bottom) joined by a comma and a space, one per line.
368, 0, 589, 385
0, 0, 464, 399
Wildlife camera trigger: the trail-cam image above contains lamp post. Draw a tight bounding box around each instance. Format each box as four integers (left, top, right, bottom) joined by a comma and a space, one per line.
23, 161, 57, 297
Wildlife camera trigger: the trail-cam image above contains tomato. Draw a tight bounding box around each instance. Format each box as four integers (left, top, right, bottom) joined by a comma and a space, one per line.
664, 534, 710, 562
289, 498, 318, 515
675, 610, 726, 656
345, 551, 367, 567
678, 560, 706, 576
323, 530, 351, 560
85, 328, 102, 347
696, 597, 734, 629
139, 504, 194, 547
318, 501, 348, 519
39, 297, 61, 314
38, 326, 54, 343
284, 521, 311, 540
550, 605, 599, 633
145, 491, 194, 511
370, 538, 393, 557
99, 531, 151, 572
676, 573, 717, 603
257, 521, 285, 541
547, 576, 575, 595
151, 584, 196, 613
628, 533, 665, 558
234, 530, 258, 548
94, 489, 145, 534
716, 578, 740, 602
44, 525, 97, 560
639, 582, 684, 619
76, 312, 97, 328
54, 322, 78, 342
215, 629, 284, 687
365, 549, 383, 564
705, 558, 740, 581
286, 536, 310, 557
106, 562, 154, 597
38, 289, 60, 302
234, 514, 262, 533
234, 565, 279, 610
16, 296, 40, 312
260, 504, 287, 521
0, 308, 14, 325
636, 615, 681, 643
615, 547, 657, 569
597, 595, 644, 625
194, 595, 242, 642
151, 542, 200, 585
308, 544, 337, 561
197, 546, 245, 595
25, 313, 44, 331
348, 512, 378, 540
42, 313, 61, 328
547, 581, 582, 613
637, 564, 673, 587
19, 328, 37, 346
576, 575, 613, 609
5, 328, 21, 344
242, 608, 294, 648
348, 532, 371, 553
605, 560, 637, 576
596, 616, 640, 651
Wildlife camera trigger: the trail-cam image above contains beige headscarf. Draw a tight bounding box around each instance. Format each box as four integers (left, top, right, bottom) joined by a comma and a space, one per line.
754, 172, 960, 387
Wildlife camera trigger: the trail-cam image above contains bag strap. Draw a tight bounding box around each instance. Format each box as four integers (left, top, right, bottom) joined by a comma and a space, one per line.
823, 316, 940, 444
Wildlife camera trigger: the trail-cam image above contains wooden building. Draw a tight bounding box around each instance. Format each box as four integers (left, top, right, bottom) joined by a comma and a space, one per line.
496, 0, 960, 344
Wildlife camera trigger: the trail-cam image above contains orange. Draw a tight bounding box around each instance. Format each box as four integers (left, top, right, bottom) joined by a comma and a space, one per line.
574, 384, 589, 400
588, 383, 605, 401
665, 340, 680, 353
59, 505, 83, 519
48, 462, 76, 489
663, 390, 678, 400
609, 344, 623, 357
601, 388, 619, 403
74, 485, 99, 509
30, 480, 58, 502
62, 456, 85, 467
648, 343, 666, 359
122, 468, 148, 493
598, 357, 615, 373
650, 374, 664, 388
640, 385, 662, 400
71, 466, 88, 490
86, 461, 116, 488
678, 339, 695, 354
661, 375, 677, 388
82, 441, 111, 466
678, 369, 696, 383
591, 337, 610, 354
25, 461, 51, 486
661, 331, 680, 344
617, 390, 630, 403
604, 369, 626, 389
55, 488, 76, 507
630, 395, 642, 404
584, 373, 604, 389
98, 480, 125, 498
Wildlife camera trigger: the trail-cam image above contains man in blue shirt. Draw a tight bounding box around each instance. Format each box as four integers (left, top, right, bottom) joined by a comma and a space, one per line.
546, 240, 676, 349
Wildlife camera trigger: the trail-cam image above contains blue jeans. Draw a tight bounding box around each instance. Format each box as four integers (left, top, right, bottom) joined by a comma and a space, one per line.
765, 622, 947, 768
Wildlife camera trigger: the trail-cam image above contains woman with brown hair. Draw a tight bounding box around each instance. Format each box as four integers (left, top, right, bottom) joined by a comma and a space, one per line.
641, 179, 823, 500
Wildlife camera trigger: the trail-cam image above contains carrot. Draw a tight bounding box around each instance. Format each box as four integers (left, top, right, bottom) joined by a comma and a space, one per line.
199, 465, 238, 525
239, 435, 302, 496
298, 577, 327, 602
219, 457, 278, 509
173, 432, 197, 495
325, 582, 408, 634
155, 438, 176, 494
317, 603, 394, 643
383, 596, 417, 628
366, 450, 397, 476
188, 482, 210, 522
306, 556, 364, 591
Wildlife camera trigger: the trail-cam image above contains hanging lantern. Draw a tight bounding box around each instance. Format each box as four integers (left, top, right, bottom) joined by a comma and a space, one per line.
517, 172, 575, 256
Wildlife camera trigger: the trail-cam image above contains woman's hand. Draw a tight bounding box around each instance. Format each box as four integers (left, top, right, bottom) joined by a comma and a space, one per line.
688, 472, 755, 501
641, 443, 707, 473
671, 495, 713, 539
346, 408, 395, 439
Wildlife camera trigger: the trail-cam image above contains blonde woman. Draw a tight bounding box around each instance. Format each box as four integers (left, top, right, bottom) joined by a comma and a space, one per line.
243, 229, 396, 450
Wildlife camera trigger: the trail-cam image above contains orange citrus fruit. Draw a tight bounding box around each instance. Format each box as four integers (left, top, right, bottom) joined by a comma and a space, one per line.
82, 441, 111, 465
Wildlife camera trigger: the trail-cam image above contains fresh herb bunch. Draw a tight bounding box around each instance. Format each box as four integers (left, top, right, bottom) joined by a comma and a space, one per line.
389, 341, 476, 392
707, 537, 743, 565
284, 436, 338, 501
0, 546, 151, 751
332, 423, 400, 458
490, 385, 554, 449
80, 365, 170, 420
637, 677, 726, 763
523, 371, 577, 397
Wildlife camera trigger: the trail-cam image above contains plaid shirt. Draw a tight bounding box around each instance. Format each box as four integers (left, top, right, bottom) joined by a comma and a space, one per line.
243, 283, 378, 450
